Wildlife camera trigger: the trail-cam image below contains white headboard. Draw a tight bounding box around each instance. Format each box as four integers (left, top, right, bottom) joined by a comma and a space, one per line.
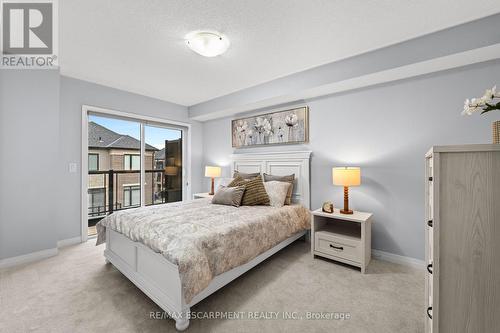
231, 151, 312, 209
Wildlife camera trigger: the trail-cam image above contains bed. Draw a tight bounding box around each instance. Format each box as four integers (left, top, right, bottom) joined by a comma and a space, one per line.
97, 151, 311, 330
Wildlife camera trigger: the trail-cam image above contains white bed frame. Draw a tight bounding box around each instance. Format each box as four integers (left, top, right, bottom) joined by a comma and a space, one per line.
103, 151, 312, 330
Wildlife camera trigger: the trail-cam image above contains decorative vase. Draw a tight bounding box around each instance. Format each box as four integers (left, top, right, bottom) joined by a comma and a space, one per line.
494, 120, 500, 144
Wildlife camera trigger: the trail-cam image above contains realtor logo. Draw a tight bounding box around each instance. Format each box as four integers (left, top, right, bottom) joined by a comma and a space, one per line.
1, 0, 58, 68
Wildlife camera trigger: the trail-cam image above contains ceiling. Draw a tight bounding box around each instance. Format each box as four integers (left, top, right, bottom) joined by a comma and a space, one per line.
60, 0, 500, 106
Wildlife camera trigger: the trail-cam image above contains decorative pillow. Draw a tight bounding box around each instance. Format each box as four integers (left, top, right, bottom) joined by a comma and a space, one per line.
227, 176, 245, 187
263, 173, 295, 205
211, 186, 246, 207
263, 181, 291, 208
233, 171, 260, 180
229, 175, 270, 206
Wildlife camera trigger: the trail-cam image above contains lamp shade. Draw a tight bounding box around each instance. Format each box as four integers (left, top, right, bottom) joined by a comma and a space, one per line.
205, 166, 221, 178
332, 167, 361, 186
164, 166, 178, 176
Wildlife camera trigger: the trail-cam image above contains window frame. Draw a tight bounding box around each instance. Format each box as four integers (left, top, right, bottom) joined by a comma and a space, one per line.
124, 154, 140, 171
123, 185, 141, 207
88, 153, 99, 171
82, 105, 191, 243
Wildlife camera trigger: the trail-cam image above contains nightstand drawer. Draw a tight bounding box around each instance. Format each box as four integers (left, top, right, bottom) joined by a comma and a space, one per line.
315, 231, 361, 263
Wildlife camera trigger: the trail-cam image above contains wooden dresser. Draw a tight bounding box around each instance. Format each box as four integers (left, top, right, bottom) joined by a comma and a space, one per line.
425, 144, 500, 333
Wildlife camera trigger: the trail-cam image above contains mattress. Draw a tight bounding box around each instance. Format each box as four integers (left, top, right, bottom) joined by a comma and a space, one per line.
96, 198, 310, 303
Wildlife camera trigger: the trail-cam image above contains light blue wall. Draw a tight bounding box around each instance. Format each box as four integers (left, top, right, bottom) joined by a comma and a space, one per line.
0, 69, 60, 259
190, 13, 500, 120
1, 14, 499, 262
58, 76, 204, 241
202, 60, 500, 260
0, 72, 204, 260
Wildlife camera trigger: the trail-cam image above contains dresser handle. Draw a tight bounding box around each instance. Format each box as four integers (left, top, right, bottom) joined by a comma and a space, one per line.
329, 244, 343, 251
427, 220, 433, 227
427, 307, 432, 319
427, 263, 433, 274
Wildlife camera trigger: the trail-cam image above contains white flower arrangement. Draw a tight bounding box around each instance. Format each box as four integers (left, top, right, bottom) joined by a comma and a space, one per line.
285, 113, 298, 127
462, 85, 500, 115
254, 116, 273, 136
235, 120, 248, 133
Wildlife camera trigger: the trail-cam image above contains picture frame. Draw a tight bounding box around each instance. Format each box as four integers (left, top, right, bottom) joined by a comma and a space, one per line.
231, 106, 309, 148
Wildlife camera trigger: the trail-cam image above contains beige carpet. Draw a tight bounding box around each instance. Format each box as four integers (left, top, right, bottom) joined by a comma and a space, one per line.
0, 240, 424, 333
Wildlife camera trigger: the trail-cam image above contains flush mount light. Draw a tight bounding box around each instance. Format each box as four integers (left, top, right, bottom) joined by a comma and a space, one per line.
185, 31, 230, 57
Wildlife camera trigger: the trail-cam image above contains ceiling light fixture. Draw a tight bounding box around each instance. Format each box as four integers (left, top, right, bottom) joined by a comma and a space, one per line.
185, 31, 230, 57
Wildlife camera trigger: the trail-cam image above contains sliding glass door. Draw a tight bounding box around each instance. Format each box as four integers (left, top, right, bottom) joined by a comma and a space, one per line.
86, 113, 186, 237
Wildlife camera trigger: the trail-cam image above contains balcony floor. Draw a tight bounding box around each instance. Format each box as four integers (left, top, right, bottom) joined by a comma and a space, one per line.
88, 225, 97, 237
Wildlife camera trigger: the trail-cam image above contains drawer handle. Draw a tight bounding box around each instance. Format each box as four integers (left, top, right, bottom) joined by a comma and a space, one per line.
427, 220, 433, 227
329, 244, 343, 251
427, 307, 432, 319
427, 263, 433, 274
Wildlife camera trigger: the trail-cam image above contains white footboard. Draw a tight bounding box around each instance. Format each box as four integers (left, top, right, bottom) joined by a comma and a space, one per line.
104, 228, 307, 331
104, 228, 189, 330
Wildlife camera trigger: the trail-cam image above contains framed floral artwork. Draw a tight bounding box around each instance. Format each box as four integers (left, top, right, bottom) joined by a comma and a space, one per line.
232, 106, 309, 148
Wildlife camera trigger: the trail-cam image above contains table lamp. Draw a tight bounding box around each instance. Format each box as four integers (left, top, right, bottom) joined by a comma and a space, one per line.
205, 166, 221, 195
164, 166, 178, 191
332, 167, 361, 214
164, 166, 178, 176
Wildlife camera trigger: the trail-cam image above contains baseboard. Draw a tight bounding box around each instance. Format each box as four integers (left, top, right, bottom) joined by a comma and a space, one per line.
372, 249, 425, 268
0, 240, 422, 270
0, 248, 58, 269
57, 236, 82, 248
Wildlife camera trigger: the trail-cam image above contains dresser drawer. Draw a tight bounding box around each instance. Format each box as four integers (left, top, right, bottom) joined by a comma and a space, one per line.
315, 231, 361, 263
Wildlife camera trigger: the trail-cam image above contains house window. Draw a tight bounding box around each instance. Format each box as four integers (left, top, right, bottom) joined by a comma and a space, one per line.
124, 154, 140, 170
88, 188, 105, 215
123, 185, 140, 207
88, 153, 99, 171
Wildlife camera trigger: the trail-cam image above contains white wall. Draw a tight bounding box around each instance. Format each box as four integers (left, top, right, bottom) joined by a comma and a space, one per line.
202, 60, 500, 260
0, 69, 60, 259
58, 76, 204, 242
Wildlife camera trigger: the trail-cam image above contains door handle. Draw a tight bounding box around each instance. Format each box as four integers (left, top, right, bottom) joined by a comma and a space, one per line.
329, 244, 343, 251
427, 263, 433, 274
427, 307, 432, 319
427, 220, 433, 227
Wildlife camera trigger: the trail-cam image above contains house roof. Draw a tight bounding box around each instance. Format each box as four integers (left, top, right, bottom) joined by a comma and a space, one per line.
88, 121, 157, 151
155, 148, 165, 160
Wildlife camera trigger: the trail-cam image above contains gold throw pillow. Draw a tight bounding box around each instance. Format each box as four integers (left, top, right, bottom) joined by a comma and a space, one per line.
229, 175, 270, 206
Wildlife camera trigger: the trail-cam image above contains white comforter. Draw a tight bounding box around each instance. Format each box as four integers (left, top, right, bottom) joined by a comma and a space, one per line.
96, 198, 310, 303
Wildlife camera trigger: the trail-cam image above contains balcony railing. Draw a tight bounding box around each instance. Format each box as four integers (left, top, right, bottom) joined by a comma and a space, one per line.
88, 203, 123, 218
88, 169, 181, 218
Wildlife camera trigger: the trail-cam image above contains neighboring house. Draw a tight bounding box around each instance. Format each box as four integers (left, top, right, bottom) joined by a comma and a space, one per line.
87, 122, 158, 216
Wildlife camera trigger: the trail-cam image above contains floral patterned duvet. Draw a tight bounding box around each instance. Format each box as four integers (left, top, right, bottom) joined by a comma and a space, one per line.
96, 198, 310, 303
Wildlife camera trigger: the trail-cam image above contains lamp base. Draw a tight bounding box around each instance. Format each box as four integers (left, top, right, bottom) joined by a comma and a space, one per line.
341, 186, 353, 214
209, 177, 215, 195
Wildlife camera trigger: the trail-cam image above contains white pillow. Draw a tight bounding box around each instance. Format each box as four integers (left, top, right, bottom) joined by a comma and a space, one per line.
216, 177, 234, 188
263, 181, 291, 208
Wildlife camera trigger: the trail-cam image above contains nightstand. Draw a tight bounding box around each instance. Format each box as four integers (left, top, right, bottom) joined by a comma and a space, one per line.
192, 192, 214, 199
311, 208, 373, 273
